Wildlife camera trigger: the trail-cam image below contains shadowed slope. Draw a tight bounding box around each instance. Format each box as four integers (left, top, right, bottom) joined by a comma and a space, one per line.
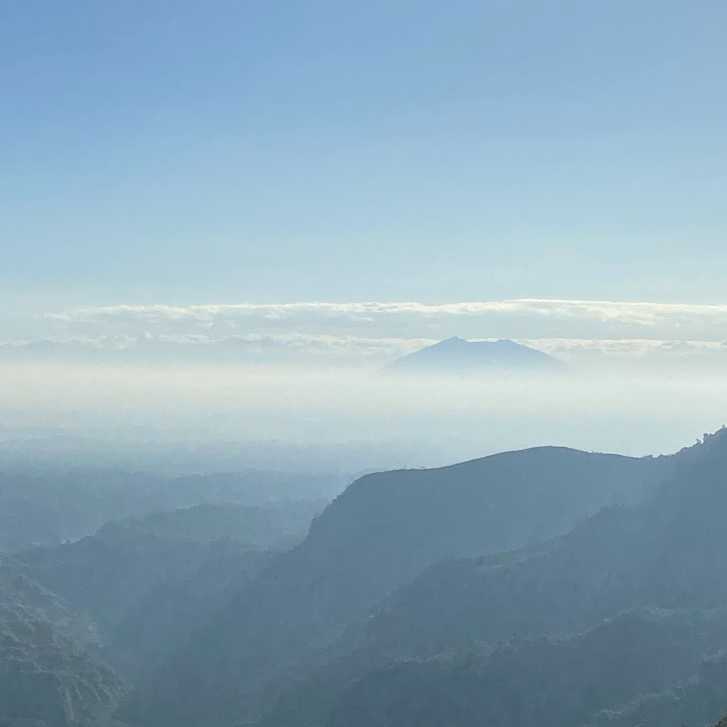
136, 444, 671, 726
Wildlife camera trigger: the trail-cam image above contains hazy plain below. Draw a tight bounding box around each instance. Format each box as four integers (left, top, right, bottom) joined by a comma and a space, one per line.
2, 360, 724, 474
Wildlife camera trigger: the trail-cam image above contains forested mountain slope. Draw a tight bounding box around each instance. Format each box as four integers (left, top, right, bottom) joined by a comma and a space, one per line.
135, 445, 672, 726
255, 431, 727, 727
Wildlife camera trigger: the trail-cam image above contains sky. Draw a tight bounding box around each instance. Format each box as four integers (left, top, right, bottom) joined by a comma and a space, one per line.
3, 1, 727, 362
3, 1, 727, 464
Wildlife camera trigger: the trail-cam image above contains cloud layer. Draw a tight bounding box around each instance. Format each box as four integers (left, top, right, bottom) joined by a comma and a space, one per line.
46, 299, 727, 339
3, 298, 727, 367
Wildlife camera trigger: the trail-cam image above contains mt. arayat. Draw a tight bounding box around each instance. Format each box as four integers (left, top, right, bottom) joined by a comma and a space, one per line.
387, 337, 563, 375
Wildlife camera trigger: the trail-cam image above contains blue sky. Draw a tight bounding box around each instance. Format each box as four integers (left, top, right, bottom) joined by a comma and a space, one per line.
3, 0, 727, 323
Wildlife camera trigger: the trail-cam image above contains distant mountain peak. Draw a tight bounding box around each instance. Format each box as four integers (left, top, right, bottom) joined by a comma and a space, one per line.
388, 337, 563, 375
438, 336, 467, 345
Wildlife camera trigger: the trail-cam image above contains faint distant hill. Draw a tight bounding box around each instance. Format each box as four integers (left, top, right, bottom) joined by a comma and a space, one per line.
0, 468, 334, 553
99, 500, 323, 551
387, 337, 563, 375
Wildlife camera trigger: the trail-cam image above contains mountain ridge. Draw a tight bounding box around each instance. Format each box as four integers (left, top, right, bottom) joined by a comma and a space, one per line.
278, 428, 727, 726
387, 337, 564, 375
134, 442, 675, 725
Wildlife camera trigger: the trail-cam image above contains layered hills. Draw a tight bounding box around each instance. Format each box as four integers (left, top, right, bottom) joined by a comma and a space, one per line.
253, 430, 727, 726
7, 430, 727, 727
0, 468, 332, 553
134, 445, 672, 725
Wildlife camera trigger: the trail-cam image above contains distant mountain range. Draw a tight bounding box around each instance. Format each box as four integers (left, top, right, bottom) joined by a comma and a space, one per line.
387, 337, 563, 374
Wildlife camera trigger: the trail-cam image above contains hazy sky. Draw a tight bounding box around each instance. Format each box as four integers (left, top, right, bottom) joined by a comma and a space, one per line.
4, 2, 727, 465
3, 0, 727, 319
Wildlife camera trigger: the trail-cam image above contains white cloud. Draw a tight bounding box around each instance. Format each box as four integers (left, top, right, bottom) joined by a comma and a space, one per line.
520, 337, 727, 365
46, 298, 727, 329
40, 299, 727, 348
0, 299, 717, 368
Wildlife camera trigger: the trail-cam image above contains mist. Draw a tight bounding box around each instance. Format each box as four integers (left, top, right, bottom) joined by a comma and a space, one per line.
2, 360, 723, 472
